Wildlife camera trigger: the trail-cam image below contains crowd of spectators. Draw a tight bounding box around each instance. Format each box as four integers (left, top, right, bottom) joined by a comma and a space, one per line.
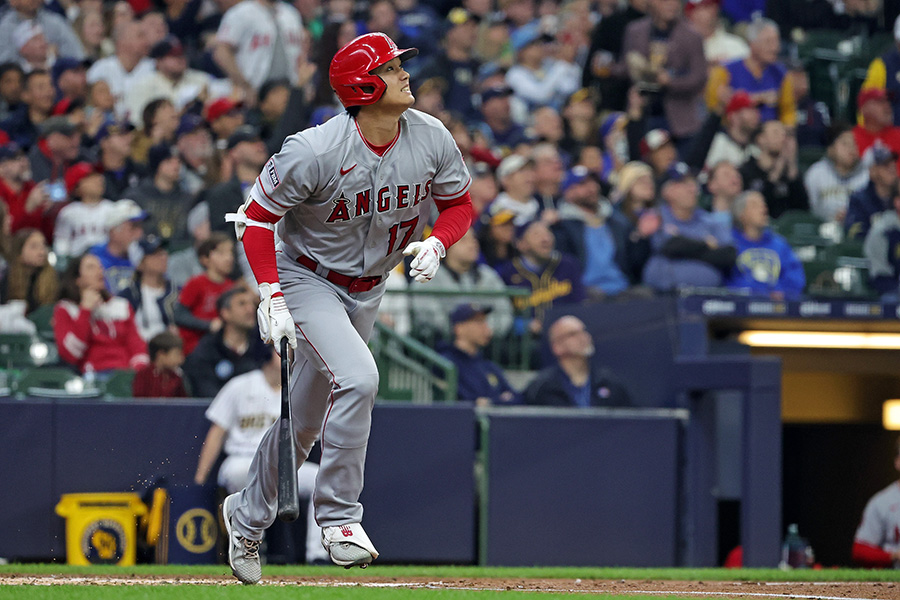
3, 0, 900, 405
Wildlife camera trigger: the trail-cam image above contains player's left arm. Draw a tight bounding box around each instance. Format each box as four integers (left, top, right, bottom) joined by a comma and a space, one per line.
228, 136, 319, 349
403, 127, 474, 282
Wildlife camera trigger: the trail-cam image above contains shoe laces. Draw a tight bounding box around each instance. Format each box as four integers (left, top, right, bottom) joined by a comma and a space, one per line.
241, 537, 260, 560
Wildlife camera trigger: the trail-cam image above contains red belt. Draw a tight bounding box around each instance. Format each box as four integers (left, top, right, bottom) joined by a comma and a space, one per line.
296, 254, 382, 293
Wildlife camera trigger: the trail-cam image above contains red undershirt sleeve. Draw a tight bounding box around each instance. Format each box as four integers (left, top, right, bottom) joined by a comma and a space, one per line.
851, 540, 895, 568
431, 192, 474, 250
242, 201, 282, 290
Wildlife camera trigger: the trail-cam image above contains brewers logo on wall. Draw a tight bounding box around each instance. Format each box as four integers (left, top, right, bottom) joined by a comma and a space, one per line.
81, 519, 126, 564
175, 508, 217, 553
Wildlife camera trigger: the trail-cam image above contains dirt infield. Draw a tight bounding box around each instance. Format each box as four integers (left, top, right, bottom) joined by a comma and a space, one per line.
0, 573, 896, 598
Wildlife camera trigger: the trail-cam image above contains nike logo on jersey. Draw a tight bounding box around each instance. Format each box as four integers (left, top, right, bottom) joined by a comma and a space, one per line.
340, 164, 358, 176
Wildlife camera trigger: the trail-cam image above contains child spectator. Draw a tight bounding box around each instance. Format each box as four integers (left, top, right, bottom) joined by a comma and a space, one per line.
53, 161, 115, 261
53, 252, 149, 374
132, 331, 187, 398
0, 227, 58, 313
175, 232, 234, 355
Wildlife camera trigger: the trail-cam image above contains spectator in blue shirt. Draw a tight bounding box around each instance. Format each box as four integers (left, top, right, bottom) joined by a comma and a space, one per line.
523, 315, 631, 408
726, 190, 805, 299
552, 165, 630, 298
642, 162, 736, 292
439, 303, 520, 407
89, 199, 148, 294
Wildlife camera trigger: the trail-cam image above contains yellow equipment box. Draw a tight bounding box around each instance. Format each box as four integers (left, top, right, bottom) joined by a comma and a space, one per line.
55, 493, 148, 566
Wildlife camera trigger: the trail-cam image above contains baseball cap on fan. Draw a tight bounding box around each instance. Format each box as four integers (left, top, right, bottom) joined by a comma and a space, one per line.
481, 86, 513, 105
639, 128, 672, 157
560, 165, 595, 194
496, 154, 533, 179
64, 161, 103, 194
128, 235, 169, 265
871, 141, 897, 165
0, 142, 23, 162
107, 198, 149, 229
449, 303, 493, 325
725, 91, 755, 116
204, 97, 243, 122
684, 0, 719, 16
857, 87, 890, 110
659, 161, 693, 188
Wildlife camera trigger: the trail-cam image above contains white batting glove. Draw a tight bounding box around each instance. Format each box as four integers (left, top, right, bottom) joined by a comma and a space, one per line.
257, 283, 297, 349
402, 236, 445, 283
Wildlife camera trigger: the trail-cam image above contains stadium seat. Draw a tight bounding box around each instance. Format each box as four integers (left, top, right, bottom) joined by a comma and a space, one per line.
0, 333, 59, 369
772, 210, 830, 249
797, 147, 823, 174
803, 256, 874, 298
13, 367, 101, 399
103, 369, 136, 399
26, 304, 55, 341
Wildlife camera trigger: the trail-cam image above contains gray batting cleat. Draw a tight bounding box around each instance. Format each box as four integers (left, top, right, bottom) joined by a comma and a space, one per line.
322, 523, 379, 568
222, 493, 262, 584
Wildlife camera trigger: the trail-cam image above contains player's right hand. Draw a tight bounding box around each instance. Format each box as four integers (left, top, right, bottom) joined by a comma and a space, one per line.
257, 283, 297, 350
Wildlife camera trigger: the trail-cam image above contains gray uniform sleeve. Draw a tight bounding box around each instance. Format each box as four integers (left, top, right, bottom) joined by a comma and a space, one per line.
248, 135, 320, 216
854, 495, 887, 546
430, 126, 471, 202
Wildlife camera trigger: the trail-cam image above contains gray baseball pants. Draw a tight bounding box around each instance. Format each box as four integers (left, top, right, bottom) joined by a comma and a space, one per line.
230, 255, 385, 540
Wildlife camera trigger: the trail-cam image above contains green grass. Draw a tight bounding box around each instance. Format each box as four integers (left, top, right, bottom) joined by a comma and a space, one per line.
2, 563, 897, 600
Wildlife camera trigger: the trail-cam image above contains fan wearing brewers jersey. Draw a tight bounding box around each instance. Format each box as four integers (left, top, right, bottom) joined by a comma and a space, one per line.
221, 33, 472, 584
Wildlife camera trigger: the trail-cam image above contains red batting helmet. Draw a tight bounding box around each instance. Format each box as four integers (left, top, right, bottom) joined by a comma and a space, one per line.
329, 33, 418, 108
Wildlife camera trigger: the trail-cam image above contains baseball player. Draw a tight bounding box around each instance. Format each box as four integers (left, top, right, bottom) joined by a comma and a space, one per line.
194, 347, 328, 565
852, 436, 900, 568
221, 33, 473, 584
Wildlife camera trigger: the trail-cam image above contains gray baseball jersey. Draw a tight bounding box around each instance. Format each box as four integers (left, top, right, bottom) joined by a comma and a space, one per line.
248, 108, 471, 276
855, 481, 900, 557
228, 108, 470, 541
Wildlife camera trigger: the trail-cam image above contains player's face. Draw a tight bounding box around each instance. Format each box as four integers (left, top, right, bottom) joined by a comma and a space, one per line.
372, 58, 414, 111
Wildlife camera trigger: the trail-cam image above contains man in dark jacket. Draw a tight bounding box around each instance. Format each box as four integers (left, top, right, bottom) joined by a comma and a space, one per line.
845, 143, 899, 241
524, 315, 631, 407
618, 0, 707, 142
583, 0, 647, 111
183, 287, 267, 397
124, 143, 194, 244
439, 303, 519, 406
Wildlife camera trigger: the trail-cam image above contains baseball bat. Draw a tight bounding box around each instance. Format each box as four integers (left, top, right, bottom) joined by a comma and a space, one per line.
277, 336, 300, 522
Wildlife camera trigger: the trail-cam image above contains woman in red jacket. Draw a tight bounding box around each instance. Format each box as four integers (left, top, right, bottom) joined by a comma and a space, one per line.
53, 253, 149, 374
